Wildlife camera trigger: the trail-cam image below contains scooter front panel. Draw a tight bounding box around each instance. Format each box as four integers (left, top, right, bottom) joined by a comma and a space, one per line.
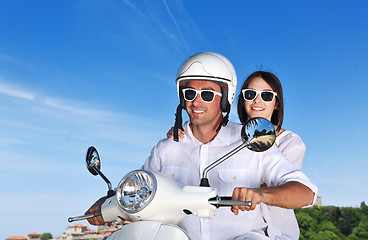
106, 221, 190, 240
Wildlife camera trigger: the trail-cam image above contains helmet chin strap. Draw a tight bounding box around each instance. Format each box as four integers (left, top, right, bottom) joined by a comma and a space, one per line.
173, 103, 230, 141
174, 104, 184, 142
216, 110, 229, 132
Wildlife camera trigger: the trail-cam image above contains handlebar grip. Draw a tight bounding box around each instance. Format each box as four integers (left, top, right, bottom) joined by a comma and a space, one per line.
209, 196, 252, 208
68, 212, 102, 222
219, 196, 233, 201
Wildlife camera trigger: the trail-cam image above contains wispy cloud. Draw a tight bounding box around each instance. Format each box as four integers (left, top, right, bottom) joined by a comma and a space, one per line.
0, 82, 35, 100
43, 98, 115, 119
0, 131, 26, 145
116, 1, 200, 56
142, 69, 173, 85
176, 1, 203, 42
162, 0, 190, 52
0, 53, 37, 72
122, 0, 147, 18
0, 80, 164, 205
0, 79, 163, 156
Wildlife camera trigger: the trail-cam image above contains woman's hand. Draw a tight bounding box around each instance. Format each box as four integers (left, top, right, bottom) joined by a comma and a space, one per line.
167, 126, 186, 139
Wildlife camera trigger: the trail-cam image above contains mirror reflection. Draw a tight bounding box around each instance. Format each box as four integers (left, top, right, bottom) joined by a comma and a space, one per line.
241, 117, 276, 152
86, 146, 101, 176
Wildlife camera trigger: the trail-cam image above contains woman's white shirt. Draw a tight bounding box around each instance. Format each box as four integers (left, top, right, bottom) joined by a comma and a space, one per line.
276, 130, 306, 170
262, 130, 306, 240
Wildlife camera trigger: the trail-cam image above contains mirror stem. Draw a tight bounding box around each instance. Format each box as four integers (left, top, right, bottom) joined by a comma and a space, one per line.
92, 166, 114, 193
200, 142, 248, 187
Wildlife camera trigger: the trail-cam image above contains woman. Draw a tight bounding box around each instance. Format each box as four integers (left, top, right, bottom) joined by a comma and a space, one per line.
168, 71, 306, 239
237, 71, 305, 170
237, 71, 305, 239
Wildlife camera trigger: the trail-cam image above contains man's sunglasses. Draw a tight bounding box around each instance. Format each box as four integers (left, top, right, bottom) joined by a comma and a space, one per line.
182, 88, 222, 103
242, 89, 277, 102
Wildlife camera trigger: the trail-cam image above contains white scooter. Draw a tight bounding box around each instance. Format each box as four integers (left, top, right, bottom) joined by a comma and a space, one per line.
68, 117, 276, 240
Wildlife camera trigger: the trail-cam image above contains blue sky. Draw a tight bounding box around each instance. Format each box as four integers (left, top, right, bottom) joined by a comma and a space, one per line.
1, 0, 367, 238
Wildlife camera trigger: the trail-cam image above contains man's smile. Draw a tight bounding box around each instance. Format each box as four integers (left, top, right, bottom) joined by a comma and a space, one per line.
193, 109, 205, 114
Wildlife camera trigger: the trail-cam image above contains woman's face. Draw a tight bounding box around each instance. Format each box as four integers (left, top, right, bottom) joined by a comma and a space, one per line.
244, 77, 277, 121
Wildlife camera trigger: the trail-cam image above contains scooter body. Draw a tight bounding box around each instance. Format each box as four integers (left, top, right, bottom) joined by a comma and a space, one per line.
107, 221, 190, 240
68, 117, 276, 240
101, 170, 217, 240
101, 170, 217, 224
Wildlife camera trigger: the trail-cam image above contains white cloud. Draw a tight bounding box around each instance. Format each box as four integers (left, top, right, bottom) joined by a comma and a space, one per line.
122, 0, 147, 18
0, 83, 35, 100
0, 80, 164, 165
0, 131, 26, 145
162, 0, 190, 52
0, 53, 37, 71
43, 98, 115, 119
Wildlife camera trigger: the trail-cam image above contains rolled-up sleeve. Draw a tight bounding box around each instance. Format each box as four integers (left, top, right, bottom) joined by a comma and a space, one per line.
261, 146, 318, 206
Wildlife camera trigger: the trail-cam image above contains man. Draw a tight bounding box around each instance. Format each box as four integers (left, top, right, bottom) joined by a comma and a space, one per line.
86, 52, 317, 239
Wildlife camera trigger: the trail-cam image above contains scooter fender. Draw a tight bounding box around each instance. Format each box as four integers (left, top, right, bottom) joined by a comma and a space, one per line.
106, 221, 190, 240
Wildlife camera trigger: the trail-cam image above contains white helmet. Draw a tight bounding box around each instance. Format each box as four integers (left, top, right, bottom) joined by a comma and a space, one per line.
173, 52, 237, 141
176, 52, 237, 112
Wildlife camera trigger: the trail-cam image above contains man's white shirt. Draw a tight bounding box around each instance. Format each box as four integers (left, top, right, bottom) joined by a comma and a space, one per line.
143, 121, 317, 240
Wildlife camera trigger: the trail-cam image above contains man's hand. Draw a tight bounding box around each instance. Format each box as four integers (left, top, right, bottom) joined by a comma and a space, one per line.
230, 182, 315, 215
85, 196, 111, 226
231, 187, 263, 215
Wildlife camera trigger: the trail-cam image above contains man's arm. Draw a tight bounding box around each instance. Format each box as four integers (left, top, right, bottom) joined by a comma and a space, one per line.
231, 181, 314, 215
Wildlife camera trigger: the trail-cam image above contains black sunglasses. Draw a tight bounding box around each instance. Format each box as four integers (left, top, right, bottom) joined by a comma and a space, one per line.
242, 89, 277, 102
182, 88, 222, 103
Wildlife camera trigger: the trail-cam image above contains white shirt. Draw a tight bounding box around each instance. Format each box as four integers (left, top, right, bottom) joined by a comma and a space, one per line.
143, 121, 317, 240
261, 130, 306, 239
276, 130, 306, 170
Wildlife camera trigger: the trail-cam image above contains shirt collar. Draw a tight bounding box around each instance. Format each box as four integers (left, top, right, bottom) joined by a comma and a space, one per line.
183, 120, 241, 146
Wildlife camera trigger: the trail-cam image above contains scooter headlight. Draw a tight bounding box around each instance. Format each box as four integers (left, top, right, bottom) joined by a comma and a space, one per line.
117, 170, 157, 213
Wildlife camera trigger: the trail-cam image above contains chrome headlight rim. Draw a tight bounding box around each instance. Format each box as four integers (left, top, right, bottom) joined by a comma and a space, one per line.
116, 170, 157, 214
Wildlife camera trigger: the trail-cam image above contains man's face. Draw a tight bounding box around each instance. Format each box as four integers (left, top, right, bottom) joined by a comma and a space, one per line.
184, 81, 223, 128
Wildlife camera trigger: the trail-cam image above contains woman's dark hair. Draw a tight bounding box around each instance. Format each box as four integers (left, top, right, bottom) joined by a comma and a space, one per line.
237, 71, 284, 133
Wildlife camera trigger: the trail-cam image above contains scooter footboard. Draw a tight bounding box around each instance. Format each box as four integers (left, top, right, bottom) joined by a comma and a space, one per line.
107, 221, 190, 240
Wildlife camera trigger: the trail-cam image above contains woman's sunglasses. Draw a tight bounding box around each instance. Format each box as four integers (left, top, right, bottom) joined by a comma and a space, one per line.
242, 89, 277, 102
182, 88, 222, 103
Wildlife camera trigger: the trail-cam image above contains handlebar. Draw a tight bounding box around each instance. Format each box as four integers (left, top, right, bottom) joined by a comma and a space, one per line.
209, 196, 252, 208
68, 212, 102, 222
